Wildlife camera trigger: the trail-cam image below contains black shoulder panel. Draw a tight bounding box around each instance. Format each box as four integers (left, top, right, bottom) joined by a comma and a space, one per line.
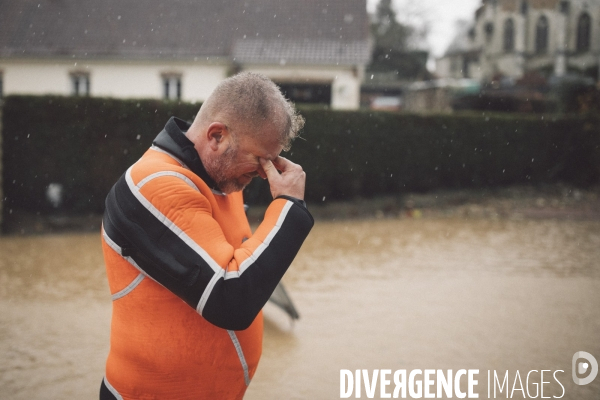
103, 173, 216, 309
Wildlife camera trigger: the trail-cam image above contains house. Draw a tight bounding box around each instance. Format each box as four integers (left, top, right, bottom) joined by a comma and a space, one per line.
436, 0, 600, 82
0, 0, 371, 109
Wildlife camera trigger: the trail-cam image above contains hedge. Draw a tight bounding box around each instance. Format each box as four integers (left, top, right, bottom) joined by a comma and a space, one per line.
293, 109, 600, 201
2, 96, 198, 215
2, 95, 599, 219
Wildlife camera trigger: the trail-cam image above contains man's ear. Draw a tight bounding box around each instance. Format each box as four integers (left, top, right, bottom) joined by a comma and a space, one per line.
206, 122, 229, 152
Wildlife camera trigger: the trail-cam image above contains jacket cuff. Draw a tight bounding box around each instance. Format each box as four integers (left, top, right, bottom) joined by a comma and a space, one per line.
275, 195, 307, 210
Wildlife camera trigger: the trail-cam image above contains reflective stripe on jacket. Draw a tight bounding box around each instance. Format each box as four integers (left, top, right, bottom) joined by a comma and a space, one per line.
101, 117, 314, 399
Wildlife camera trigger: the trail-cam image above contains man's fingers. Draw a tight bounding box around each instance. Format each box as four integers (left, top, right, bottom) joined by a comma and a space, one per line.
260, 157, 305, 200
272, 156, 296, 172
257, 164, 267, 179
259, 158, 279, 180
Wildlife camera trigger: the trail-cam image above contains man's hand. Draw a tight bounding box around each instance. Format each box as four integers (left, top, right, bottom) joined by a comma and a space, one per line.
259, 157, 305, 200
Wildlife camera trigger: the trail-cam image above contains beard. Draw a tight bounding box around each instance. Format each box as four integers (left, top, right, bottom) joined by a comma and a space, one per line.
203, 144, 247, 194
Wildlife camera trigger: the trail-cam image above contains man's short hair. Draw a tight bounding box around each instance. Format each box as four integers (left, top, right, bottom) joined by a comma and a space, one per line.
199, 72, 304, 151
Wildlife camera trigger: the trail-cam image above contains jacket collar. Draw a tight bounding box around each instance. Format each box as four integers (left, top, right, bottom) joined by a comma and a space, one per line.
152, 117, 224, 194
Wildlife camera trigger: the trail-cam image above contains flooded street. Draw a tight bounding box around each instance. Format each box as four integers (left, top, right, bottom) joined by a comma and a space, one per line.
1, 218, 599, 399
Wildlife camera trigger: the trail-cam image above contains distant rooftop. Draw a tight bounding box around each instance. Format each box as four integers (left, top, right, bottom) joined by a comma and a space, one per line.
233, 39, 371, 65
0, 0, 371, 65
443, 21, 476, 57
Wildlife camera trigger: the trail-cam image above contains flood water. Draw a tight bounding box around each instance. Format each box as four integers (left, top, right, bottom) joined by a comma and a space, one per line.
0, 218, 599, 399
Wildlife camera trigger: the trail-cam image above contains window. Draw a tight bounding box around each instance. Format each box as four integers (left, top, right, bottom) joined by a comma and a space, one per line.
535, 15, 549, 53
462, 57, 470, 77
70, 73, 90, 96
485, 22, 494, 42
576, 12, 591, 52
163, 75, 182, 100
503, 18, 515, 52
468, 27, 476, 40
277, 83, 331, 105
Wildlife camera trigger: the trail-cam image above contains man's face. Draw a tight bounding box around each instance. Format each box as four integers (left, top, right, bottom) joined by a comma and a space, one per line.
204, 127, 283, 194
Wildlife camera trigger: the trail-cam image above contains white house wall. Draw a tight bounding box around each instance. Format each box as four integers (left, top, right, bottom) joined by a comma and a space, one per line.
1, 59, 364, 109
435, 57, 452, 79
2, 62, 72, 95
0, 59, 228, 103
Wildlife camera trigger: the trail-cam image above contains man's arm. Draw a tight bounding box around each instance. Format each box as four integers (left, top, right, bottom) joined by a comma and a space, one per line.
103, 161, 312, 331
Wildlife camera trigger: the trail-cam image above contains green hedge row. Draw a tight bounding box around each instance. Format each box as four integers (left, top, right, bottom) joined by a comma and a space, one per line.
2, 96, 198, 215
293, 109, 600, 202
2, 95, 599, 218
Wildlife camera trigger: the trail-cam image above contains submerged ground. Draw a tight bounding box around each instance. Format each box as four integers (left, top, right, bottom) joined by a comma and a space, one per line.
0, 186, 599, 399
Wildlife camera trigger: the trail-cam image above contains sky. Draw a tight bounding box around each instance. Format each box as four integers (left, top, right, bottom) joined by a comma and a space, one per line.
366, 0, 482, 59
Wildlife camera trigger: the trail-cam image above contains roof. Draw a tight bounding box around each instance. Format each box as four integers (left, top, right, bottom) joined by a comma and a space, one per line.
233, 39, 371, 65
0, 0, 371, 65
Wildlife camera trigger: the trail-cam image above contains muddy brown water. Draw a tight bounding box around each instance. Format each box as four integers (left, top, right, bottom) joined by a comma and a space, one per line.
0, 218, 599, 399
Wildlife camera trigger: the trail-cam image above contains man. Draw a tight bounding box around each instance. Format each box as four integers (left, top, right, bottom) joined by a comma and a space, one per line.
100, 72, 313, 399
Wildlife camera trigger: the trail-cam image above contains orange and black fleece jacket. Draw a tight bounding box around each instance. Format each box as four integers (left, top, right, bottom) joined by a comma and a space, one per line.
100, 117, 313, 400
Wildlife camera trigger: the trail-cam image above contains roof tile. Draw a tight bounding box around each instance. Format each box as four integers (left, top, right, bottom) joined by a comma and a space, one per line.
0, 0, 370, 65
